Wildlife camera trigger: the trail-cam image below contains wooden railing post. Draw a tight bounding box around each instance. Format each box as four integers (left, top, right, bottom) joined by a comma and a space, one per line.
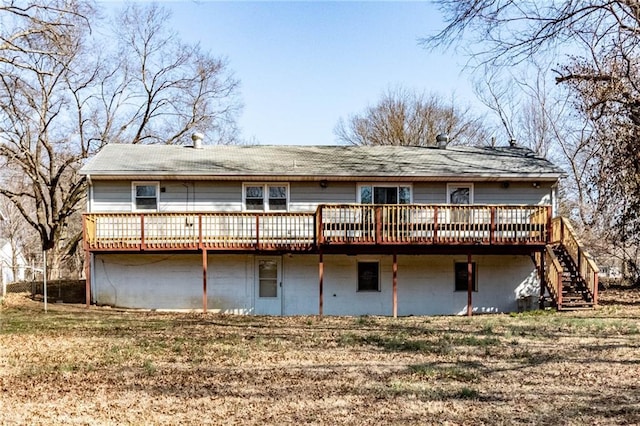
317, 206, 324, 244
433, 206, 438, 243
140, 214, 146, 250
198, 214, 203, 250
490, 206, 496, 245
557, 270, 563, 309
375, 206, 382, 244
255, 215, 260, 250
546, 205, 552, 244
593, 272, 599, 307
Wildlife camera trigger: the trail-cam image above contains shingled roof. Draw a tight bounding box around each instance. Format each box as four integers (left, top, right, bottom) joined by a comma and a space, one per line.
80, 144, 563, 181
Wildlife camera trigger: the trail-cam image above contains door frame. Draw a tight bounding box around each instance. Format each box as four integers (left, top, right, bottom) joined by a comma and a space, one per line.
254, 256, 283, 315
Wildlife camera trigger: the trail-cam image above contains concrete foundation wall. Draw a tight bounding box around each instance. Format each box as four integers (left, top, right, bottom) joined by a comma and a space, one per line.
93, 253, 539, 315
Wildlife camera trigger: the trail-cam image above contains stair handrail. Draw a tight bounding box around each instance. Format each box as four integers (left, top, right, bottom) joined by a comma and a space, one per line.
543, 245, 564, 308
551, 217, 600, 306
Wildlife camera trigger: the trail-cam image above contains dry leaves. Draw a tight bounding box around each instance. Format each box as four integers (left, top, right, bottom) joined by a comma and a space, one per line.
1, 288, 640, 425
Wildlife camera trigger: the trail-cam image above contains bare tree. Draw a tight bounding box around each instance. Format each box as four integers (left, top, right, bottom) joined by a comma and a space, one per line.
0, 2, 241, 277
474, 63, 565, 158
335, 87, 487, 146
426, 0, 640, 283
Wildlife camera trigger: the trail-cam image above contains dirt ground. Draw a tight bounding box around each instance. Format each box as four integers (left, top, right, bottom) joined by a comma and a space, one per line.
1, 287, 639, 425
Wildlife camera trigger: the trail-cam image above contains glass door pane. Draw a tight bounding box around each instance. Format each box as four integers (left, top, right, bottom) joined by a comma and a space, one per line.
259, 260, 278, 297
374, 187, 398, 204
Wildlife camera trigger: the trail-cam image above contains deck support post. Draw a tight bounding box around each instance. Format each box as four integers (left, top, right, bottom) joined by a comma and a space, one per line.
202, 249, 208, 313
84, 250, 91, 307
467, 253, 473, 317
539, 249, 546, 310
392, 252, 398, 318
319, 250, 324, 316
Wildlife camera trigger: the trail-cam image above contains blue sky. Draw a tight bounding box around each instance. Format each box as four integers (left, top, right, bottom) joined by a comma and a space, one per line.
121, 2, 481, 145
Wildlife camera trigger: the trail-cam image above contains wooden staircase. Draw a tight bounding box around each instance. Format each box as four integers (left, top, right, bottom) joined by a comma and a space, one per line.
536, 217, 599, 311
552, 244, 594, 310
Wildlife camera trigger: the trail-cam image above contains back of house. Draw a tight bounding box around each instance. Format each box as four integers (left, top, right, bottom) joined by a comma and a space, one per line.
80, 141, 597, 315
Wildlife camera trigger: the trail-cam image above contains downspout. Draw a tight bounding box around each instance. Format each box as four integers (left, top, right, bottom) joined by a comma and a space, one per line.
551, 182, 558, 218
86, 174, 93, 213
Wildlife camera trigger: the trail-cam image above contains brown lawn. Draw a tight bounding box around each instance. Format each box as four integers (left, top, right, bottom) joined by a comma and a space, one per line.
1, 287, 640, 425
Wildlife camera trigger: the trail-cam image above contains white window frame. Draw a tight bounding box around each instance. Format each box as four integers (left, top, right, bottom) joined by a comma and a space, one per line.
242, 183, 289, 212
132, 181, 160, 212
357, 183, 413, 204
446, 183, 474, 204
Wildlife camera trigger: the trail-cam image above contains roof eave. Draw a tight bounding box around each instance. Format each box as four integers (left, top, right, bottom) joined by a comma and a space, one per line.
81, 172, 562, 182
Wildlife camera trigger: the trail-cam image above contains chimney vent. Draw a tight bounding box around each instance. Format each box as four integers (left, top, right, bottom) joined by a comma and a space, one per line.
436, 133, 449, 148
191, 132, 204, 149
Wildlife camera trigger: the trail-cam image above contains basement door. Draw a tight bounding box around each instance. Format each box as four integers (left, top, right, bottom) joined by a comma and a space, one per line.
254, 257, 282, 315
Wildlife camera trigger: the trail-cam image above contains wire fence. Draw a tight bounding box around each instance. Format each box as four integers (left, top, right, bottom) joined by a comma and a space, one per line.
3, 279, 86, 304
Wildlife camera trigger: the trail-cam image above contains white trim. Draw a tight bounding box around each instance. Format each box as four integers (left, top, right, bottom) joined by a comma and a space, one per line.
357, 183, 413, 204
131, 181, 160, 212
446, 183, 474, 204
242, 183, 290, 212
254, 256, 283, 316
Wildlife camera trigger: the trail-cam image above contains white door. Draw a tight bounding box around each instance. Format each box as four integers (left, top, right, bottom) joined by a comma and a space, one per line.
254, 257, 282, 315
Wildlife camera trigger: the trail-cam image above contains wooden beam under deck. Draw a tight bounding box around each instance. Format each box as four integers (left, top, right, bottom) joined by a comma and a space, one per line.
202, 249, 208, 313
467, 253, 473, 317
392, 252, 398, 318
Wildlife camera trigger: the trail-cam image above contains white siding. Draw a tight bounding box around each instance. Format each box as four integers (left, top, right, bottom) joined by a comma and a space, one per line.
91, 181, 131, 212
93, 253, 253, 312
414, 182, 551, 205
289, 182, 356, 212
474, 182, 552, 205
413, 183, 446, 204
159, 181, 242, 212
93, 253, 539, 315
90, 180, 552, 213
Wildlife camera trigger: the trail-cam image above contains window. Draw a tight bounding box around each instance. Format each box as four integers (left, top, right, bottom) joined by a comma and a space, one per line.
258, 259, 278, 298
357, 261, 380, 292
447, 183, 473, 222
268, 185, 287, 211
454, 262, 477, 292
245, 186, 264, 210
359, 185, 412, 204
244, 184, 288, 211
447, 183, 473, 204
132, 182, 159, 211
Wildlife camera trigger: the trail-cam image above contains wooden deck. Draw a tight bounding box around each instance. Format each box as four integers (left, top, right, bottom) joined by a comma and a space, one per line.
83, 204, 552, 252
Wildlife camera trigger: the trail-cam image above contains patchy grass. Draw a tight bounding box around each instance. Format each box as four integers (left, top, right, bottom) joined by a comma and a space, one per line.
1, 289, 640, 425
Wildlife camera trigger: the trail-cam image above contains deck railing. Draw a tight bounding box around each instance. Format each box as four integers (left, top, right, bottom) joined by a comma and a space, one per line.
84, 204, 551, 252
84, 212, 316, 251
551, 216, 599, 304
317, 204, 550, 245
535, 246, 564, 307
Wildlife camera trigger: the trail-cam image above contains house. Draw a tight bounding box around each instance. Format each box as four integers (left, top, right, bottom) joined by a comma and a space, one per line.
0, 238, 26, 286
79, 139, 598, 315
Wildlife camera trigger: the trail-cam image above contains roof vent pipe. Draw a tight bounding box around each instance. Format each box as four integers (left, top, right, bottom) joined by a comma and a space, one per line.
436, 133, 449, 148
192, 132, 204, 149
